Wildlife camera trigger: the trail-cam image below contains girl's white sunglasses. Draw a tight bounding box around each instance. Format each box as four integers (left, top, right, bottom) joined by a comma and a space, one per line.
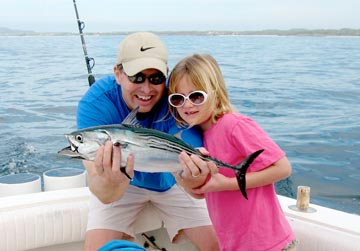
168, 90, 208, 108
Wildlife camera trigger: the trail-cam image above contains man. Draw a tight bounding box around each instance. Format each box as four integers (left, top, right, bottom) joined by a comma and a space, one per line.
77, 32, 219, 251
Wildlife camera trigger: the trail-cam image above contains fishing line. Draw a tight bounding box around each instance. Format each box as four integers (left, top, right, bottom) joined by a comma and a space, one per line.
72, 0, 96, 86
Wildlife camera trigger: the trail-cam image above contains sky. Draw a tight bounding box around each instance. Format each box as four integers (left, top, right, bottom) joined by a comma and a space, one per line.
1, 0, 360, 33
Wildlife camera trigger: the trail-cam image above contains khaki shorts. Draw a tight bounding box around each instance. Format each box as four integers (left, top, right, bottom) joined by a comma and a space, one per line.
87, 185, 212, 242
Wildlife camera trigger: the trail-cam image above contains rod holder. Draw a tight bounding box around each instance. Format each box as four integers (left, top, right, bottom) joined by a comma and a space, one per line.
0, 173, 41, 197
43, 168, 87, 191
289, 185, 317, 213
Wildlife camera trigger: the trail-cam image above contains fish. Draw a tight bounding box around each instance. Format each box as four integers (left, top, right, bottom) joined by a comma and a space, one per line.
58, 108, 264, 199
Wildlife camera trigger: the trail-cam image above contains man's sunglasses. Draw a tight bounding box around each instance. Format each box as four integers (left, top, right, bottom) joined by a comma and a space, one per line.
127, 72, 166, 85
168, 90, 208, 107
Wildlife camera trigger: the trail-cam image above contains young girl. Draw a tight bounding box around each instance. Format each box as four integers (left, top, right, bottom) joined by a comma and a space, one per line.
168, 54, 297, 251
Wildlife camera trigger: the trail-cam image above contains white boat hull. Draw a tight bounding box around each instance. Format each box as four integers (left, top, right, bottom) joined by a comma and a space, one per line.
0, 187, 359, 251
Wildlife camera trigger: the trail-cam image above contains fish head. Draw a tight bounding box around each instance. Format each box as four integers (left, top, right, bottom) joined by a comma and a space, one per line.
58, 129, 111, 161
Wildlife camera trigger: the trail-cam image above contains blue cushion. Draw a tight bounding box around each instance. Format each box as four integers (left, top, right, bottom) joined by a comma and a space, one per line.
98, 240, 146, 251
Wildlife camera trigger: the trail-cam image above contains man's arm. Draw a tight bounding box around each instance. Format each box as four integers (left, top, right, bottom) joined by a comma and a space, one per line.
84, 141, 134, 204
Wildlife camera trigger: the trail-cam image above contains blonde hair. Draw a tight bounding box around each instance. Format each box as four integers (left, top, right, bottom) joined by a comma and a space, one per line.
168, 54, 235, 126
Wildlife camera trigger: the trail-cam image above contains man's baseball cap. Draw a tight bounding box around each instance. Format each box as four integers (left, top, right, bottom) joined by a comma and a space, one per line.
117, 32, 168, 77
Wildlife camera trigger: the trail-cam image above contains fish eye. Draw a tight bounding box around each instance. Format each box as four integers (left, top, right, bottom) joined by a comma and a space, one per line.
75, 134, 83, 143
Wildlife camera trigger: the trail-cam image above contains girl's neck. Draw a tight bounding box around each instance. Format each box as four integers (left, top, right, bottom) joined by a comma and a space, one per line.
199, 118, 213, 131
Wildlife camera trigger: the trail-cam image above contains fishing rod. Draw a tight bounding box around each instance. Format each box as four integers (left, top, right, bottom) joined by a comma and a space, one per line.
72, 0, 95, 86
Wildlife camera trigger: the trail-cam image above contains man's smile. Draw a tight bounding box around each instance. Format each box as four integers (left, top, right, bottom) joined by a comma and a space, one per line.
136, 94, 152, 101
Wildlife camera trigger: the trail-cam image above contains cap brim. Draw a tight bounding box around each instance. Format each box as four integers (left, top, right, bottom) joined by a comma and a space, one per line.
123, 58, 168, 77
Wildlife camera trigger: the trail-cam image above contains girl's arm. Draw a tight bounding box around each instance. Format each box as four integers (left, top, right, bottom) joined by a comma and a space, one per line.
192, 156, 292, 193
246, 156, 292, 189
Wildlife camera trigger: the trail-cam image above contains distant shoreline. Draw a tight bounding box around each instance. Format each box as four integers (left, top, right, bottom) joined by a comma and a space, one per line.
1, 28, 360, 37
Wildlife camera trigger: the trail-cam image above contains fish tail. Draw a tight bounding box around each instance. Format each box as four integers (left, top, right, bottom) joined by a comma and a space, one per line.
234, 149, 264, 199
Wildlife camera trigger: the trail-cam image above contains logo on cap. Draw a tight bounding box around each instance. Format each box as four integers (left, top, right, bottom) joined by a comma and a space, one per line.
140, 46, 155, 52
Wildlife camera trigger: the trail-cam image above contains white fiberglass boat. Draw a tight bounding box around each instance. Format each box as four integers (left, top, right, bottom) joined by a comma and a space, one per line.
0, 170, 359, 251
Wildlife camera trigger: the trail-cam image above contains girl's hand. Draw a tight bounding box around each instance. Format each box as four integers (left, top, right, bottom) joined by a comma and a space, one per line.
173, 150, 217, 189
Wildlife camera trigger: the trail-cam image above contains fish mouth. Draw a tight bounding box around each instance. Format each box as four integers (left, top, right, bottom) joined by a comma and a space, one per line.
58, 146, 86, 160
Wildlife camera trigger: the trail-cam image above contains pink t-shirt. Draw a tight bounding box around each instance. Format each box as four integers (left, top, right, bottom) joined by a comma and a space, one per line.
203, 113, 295, 251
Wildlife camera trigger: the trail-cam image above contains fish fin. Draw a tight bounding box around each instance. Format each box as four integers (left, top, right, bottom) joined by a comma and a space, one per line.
173, 130, 183, 140
120, 166, 133, 180
122, 107, 142, 127
234, 149, 264, 199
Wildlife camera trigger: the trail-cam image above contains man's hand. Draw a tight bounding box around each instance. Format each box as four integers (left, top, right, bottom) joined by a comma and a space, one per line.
84, 140, 134, 204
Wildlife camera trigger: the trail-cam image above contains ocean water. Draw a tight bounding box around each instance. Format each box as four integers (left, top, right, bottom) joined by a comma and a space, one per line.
0, 34, 359, 214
